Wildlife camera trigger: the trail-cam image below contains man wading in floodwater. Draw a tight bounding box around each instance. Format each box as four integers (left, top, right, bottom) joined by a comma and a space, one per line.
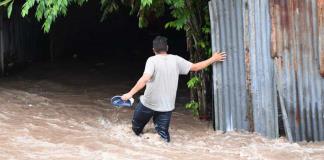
121, 36, 226, 142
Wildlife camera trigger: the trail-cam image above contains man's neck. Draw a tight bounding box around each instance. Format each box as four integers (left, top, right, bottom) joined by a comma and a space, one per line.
156, 51, 168, 55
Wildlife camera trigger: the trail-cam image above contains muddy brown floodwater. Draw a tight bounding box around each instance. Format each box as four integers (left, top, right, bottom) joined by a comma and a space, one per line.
0, 61, 323, 160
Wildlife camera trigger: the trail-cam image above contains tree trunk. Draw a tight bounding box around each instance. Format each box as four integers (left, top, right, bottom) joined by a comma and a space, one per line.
198, 71, 208, 119
187, 33, 196, 101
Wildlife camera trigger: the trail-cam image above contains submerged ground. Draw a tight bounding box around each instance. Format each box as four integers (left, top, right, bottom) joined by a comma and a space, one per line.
0, 58, 323, 160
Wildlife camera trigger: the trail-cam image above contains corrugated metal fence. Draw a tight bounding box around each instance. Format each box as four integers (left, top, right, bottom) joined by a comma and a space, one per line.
209, 0, 250, 132
210, 0, 324, 142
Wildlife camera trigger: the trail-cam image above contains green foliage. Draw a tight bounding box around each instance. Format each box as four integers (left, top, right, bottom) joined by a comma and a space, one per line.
0, 0, 12, 6
141, 0, 152, 7
198, 41, 206, 49
34, 0, 88, 32
0, 0, 13, 18
185, 100, 199, 116
165, 0, 184, 8
164, 0, 189, 31
0, 0, 89, 32
0, 0, 203, 36
187, 76, 200, 89
138, 16, 148, 28
137, 0, 165, 28
7, 1, 13, 18
20, 0, 70, 32
202, 7, 212, 58
165, 8, 189, 30
202, 26, 210, 34
100, 0, 119, 22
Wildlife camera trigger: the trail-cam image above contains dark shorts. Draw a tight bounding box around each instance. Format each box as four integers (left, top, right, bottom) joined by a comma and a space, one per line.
132, 102, 172, 142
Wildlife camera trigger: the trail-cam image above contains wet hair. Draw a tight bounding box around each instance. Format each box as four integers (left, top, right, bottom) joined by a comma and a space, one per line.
153, 36, 168, 53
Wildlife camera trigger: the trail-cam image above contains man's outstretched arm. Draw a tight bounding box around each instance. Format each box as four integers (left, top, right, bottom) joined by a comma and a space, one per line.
190, 52, 226, 72
121, 73, 152, 100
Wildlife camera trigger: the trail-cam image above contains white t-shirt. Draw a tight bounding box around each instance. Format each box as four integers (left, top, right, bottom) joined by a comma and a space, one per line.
140, 54, 192, 112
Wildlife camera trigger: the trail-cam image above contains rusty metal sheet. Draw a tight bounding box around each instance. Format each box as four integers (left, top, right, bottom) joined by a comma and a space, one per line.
210, 0, 278, 138
246, 0, 279, 138
270, 0, 324, 141
210, 0, 324, 142
319, 0, 324, 77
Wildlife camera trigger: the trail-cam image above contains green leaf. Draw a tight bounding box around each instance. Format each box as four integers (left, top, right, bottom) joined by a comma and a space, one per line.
202, 27, 210, 34
42, 15, 53, 33
165, 0, 184, 8
22, 0, 36, 17
100, 0, 119, 22
198, 41, 206, 49
187, 76, 200, 89
141, 0, 152, 7
35, 1, 45, 21
164, 7, 189, 30
7, 1, 13, 18
185, 100, 199, 116
138, 16, 148, 28
0, 0, 12, 6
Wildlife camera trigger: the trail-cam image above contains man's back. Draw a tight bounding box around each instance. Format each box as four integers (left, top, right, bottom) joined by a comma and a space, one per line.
140, 54, 192, 112
121, 35, 225, 142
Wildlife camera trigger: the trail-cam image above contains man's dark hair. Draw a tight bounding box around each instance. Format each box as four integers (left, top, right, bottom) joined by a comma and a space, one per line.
153, 36, 168, 53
